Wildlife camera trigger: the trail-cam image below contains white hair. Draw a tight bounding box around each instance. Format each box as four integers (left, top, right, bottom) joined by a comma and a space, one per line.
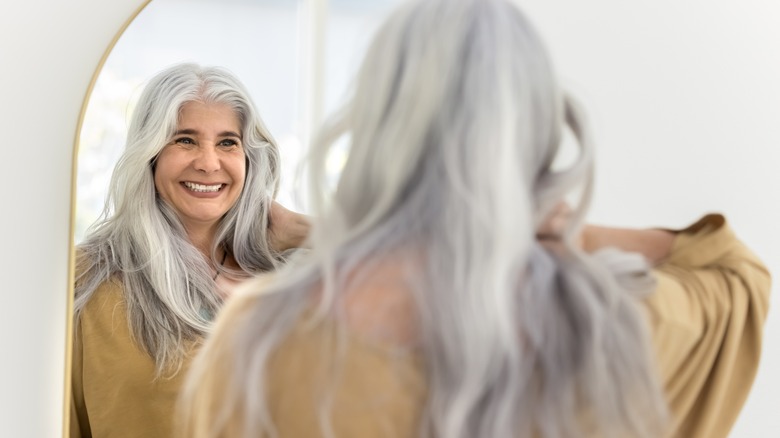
75, 63, 282, 374
182, 0, 668, 436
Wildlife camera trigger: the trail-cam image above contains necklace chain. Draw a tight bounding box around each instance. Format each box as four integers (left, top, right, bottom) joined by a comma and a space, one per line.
213, 250, 228, 281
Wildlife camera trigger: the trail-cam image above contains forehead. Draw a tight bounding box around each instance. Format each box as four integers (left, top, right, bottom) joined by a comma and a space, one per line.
177, 101, 241, 130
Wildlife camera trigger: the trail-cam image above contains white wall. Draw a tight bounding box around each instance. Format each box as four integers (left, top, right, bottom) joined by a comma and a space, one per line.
519, 2, 780, 436
0, 0, 146, 435
0, 0, 776, 436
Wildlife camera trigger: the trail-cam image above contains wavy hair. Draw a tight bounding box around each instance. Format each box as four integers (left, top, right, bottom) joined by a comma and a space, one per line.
181, 0, 667, 436
74, 63, 281, 374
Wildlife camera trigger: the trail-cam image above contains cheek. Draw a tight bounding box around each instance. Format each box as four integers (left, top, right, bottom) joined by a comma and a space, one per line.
236, 156, 248, 186
152, 152, 176, 195
152, 164, 164, 192
152, 171, 170, 202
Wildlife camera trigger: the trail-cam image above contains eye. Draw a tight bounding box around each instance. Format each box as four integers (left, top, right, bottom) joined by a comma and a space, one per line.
218, 138, 241, 149
174, 137, 196, 146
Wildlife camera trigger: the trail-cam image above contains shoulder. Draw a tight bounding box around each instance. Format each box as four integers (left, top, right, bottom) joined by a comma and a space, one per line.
77, 278, 128, 337
81, 276, 123, 307
186, 267, 426, 438
338, 254, 421, 350
263, 260, 425, 438
646, 213, 770, 333
220, 254, 421, 351
266, 314, 426, 438
655, 213, 768, 276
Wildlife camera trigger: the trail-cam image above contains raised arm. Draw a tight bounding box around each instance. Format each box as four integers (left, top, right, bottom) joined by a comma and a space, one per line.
581, 224, 676, 266
267, 201, 312, 252
536, 202, 675, 266
608, 214, 770, 438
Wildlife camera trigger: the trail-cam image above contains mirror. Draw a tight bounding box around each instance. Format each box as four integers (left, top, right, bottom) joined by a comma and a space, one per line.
69, 0, 401, 435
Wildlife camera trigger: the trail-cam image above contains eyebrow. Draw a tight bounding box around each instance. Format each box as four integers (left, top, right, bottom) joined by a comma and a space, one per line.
173, 129, 242, 139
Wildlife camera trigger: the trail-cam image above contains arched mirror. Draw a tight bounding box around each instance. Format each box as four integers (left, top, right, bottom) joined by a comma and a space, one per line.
68, 0, 401, 435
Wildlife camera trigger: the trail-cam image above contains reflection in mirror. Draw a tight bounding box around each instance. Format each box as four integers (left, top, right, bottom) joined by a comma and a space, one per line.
76, 0, 301, 243
71, 0, 401, 437
76, 0, 401, 243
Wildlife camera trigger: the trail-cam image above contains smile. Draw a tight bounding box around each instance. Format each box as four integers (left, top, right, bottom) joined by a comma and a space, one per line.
182, 182, 224, 193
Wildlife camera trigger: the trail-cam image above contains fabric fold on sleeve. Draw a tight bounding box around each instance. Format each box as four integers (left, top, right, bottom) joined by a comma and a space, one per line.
645, 213, 771, 438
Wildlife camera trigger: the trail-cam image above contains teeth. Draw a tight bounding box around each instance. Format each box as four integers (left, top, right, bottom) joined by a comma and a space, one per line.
184, 182, 222, 192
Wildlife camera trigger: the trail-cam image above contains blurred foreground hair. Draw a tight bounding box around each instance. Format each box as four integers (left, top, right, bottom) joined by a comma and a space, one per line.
181, 1, 667, 437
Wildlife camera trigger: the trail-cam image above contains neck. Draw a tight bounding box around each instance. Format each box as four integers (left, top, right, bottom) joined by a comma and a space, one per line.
185, 223, 219, 256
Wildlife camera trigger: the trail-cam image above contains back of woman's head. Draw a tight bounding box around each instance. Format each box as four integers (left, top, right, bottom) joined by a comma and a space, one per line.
313, 0, 670, 434
310, 0, 569, 246
182, 1, 668, 437
303, 2, 668, 436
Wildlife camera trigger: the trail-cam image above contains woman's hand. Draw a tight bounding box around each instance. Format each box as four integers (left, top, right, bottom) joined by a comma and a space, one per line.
536, 202, 575, 242
267, 201, 312, 252
536, 201, 675, 265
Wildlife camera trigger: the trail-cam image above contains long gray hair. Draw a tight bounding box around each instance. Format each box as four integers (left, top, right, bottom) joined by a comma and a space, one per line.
74, 63, 281, 373
183, 0, 667, 436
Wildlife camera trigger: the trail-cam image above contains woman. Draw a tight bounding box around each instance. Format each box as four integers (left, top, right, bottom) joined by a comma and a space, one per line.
180, 1, 771, 437
70, 63, 308, 437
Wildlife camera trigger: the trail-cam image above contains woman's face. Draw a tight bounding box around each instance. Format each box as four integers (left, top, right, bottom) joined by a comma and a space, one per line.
154, 100, 246, 234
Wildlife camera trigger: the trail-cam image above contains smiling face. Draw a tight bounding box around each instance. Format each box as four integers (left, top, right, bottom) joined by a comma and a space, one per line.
154, 100, 246, 237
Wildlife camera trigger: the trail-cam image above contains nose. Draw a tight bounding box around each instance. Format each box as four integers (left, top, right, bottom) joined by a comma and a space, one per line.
193, 146, 221, 173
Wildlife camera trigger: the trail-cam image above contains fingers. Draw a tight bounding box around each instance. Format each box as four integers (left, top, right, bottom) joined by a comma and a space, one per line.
536, 201, 572, 240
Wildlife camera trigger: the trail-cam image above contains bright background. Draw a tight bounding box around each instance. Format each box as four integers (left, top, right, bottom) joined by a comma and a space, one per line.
1, 0, 777, 436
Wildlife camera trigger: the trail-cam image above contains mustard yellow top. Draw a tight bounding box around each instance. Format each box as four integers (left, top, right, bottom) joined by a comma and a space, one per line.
70, 277, 194, 438
646, 214, 771, 437
70, 215, 771, 437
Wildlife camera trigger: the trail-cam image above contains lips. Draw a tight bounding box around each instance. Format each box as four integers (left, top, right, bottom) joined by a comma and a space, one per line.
182, 181, 225, 193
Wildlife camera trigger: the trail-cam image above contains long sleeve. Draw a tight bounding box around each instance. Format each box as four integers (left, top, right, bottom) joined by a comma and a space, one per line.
645, 214, 771, 438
